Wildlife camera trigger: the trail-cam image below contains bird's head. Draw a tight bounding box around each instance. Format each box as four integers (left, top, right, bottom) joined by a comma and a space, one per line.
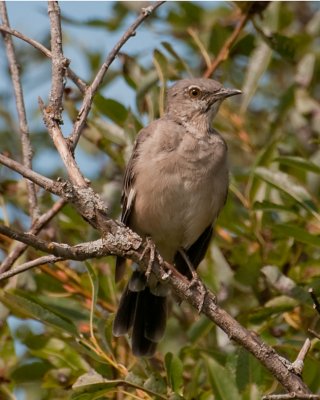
165, 78, 241, 129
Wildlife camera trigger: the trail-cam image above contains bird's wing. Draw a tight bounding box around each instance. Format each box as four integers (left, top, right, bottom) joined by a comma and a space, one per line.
174, 225, 214, 279
115, 128, 151, 282
174, 183, 228, 278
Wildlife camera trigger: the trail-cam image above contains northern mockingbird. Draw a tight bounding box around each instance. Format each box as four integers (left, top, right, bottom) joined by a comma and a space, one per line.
113, 78, 241, 356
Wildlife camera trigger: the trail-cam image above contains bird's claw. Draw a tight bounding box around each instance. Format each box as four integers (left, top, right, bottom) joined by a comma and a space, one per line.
140, 237, 162, 281
188, 276, 207, 313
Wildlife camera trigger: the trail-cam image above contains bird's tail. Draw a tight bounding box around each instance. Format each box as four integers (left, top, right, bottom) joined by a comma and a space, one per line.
112, 270, 167, 357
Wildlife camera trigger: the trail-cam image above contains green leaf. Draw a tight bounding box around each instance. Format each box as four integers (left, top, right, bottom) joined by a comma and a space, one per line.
11, 360, 51, 383
161, 41, 192, 76
240, 40, 272, 113
144, 373, 167, 395
295, 53, 315, 87
205, 357, 241, 400
30, 337, 89, 372
235, 348, 266, 391
94, 95, 129, 126
268, 33, 296, 61
272, 223, 320, 247
261, 266, 311, 304
153, 49, 170, 80
71, 382, 120, 400
254, 167, 320, 220
0, 290, 78, 336
248, 296, 298, 324
187, 316, 213, 343
85, 262, 98, 339
253, 200, 298, 214
165, 352, 183, 393
275, 156, 320, 175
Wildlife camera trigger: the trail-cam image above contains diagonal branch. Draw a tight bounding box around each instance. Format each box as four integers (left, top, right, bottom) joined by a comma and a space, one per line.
69, 1, 165, 148
0, 198, 65, 273
203, 10, 250, 78
0, 1, 39, 222
0, 255, 63, 282
0, 24, 87, 93
0, 153, 61, 195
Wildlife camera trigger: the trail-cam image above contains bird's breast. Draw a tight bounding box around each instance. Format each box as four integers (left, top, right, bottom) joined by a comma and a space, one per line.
130, 130, 228, 261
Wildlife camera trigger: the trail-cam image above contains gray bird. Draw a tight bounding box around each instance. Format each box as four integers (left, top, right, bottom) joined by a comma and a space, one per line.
113, 78, 241, 357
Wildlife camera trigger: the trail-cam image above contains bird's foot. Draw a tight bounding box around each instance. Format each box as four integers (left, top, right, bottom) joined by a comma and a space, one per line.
140, 237, 162, 280
188, 276, 208, 313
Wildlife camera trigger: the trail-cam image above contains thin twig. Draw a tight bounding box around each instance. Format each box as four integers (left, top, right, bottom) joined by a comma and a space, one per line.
263, 394, 320, 400
204, 11, 250, 78
309, 288, 320, 315
0, 152, 108, 231
0, 255, 63, 282
69, 1, 165, 147
291, 338, 311, 375
0, 24, 87, 92
38, 97, 87, 188
0, 198, 66, 273
0, 153, 61, 194
48, 1, 69, 122
0, 1, 39, 222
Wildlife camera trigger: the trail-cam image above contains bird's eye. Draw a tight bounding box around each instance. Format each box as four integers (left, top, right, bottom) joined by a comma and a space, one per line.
188, 87, 201, 98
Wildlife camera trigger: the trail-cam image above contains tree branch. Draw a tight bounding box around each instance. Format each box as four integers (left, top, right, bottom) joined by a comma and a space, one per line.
0, 1, 39, 222
69, 1, 165, 147
0, 198, 65, 273
204, 9, 250, 78
0, 153, 61, 195
47, 0, 69, 122
263, 394, 320, 400
0, 152, 109, 231
0, 255, 63, 282
0, 221, 311, 395
0, 24, 87, 93
39, 97, 88, 188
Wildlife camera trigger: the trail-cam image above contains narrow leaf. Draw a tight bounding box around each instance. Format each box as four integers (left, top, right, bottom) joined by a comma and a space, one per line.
254, 167, 320, 220
272, 223, 320, 247
0, 291, 78, 336
165, 352, 183, 393
205, 357, 241, 400
275, 156, 320, 175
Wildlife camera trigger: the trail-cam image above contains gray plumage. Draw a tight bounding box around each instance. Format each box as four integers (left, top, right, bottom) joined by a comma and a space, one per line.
113, 78, 241, 356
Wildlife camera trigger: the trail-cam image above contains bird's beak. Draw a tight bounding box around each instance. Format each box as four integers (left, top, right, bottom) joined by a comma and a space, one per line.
217, 87, 242, 99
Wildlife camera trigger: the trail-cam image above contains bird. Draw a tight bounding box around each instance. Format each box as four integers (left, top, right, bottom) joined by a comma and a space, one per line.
112, 78, 241, 357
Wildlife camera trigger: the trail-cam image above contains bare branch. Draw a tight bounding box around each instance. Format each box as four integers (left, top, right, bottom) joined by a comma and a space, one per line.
47, 0, 69, 122
0, 198, 65, 273
0, 223, 142, 263
263, 393, 320, 400
0, 152, 108, 231
291, 338, 311, 376
204, 10, 250, 78
69, 1, 165, 147
0, 255, 63, 282
0, 24, 87, 93
0, 152, 61, 194
38, 97, 88, 188
0, 1, 39, 222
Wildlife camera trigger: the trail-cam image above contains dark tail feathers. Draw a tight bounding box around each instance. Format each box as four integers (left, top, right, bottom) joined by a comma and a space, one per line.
113, 271, 167, 357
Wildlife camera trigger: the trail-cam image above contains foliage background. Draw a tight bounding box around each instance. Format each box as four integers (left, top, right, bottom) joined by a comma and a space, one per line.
1, 1, 320, 399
